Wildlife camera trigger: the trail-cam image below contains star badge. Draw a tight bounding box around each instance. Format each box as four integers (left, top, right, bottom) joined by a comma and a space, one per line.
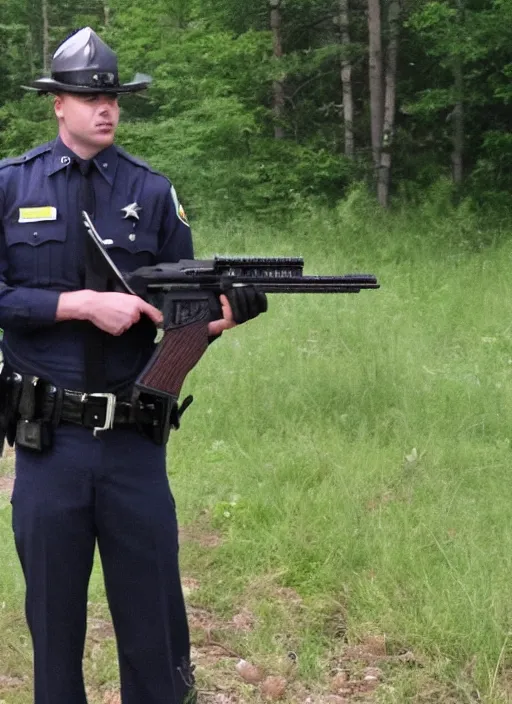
121, 202, 142, 221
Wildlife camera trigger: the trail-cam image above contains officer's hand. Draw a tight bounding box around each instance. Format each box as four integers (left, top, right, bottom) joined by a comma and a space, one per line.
88, 292, 163, 335
56, 290, 163, 335
207, 287, 268, 337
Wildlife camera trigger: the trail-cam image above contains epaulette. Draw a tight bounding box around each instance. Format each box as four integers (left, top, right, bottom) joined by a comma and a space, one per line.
0, 142, 53, 171
116, 146, 171, 182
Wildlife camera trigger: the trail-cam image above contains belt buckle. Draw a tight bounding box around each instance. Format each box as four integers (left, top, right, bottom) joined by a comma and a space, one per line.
82, 392, 116, 437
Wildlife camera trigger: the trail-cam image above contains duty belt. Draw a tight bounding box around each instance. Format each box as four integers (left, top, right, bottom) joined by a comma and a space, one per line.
0, 370, 191, 451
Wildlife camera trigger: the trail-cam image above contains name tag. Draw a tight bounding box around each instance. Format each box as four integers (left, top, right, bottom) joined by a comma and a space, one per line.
18, 206, 57, 223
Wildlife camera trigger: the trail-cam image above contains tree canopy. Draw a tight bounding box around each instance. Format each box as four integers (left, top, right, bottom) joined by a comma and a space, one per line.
1, 0, 511, 216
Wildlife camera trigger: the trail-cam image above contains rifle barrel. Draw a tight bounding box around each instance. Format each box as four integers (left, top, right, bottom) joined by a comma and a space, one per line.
141, 274, 378, 288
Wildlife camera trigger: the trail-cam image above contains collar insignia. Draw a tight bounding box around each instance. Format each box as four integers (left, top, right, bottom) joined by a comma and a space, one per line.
121, 202, 142, 221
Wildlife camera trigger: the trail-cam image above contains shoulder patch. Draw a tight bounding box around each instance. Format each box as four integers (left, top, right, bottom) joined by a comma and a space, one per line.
0, 141, 53, 171
170, 185, 190, 226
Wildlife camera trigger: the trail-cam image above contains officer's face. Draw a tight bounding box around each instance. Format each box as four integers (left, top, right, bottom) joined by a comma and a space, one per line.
54, 93, 120, 156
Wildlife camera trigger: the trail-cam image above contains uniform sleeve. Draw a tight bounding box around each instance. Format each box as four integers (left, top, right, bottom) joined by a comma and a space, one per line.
156, 184, 194, 263
0, 209, 60, 331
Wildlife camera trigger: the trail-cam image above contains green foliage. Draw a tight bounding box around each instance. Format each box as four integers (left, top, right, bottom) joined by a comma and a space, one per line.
403, 0, 512, 204
0, 95, 55, 156
235, 139, 362, 216
468, 132, 512, 216
0, 0, 511, 217
103, 5, 362, 216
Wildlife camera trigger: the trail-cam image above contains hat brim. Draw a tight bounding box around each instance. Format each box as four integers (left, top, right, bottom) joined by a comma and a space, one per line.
23, 76, 150, 94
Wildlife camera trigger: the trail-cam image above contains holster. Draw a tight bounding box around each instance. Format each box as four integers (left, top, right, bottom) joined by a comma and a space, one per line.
15, 375, 55, 452
132, 391, 193, 446
133, 391, 174, 446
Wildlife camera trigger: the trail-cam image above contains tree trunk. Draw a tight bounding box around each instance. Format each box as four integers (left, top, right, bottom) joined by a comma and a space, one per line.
103, 1, 110, 26
451, 73, 464, 185
377, 0, 400, 207
26, 28, 36, 79
42, 0, 49, 73
339, 0, 354, 158
451, 0, 464, 185
270, 0, 285, 140
367, 0, 383, 173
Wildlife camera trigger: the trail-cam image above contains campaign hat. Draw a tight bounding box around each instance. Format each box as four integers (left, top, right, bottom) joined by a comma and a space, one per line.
26, 27, 150, 94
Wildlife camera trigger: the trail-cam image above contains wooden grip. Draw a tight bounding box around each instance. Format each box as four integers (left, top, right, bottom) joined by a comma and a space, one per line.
136, 321, 210, 397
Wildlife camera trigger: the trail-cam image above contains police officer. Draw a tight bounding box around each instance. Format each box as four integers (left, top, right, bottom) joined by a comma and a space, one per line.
0, 27, 266, 704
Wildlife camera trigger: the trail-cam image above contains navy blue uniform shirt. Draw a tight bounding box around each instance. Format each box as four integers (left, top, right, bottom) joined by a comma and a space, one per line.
0, 136, 193, 392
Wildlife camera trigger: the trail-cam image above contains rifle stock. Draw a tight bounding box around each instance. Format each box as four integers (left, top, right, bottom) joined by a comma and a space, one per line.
82, 211, 380, 406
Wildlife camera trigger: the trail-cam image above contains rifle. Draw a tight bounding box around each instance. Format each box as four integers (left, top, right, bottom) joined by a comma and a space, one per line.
83, 211, 379, 415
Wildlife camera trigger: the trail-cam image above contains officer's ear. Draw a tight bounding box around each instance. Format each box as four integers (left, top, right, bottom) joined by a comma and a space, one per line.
54, 94, 64, 119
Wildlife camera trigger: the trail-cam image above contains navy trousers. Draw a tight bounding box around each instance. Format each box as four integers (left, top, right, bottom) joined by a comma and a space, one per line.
11, 424, 193, 704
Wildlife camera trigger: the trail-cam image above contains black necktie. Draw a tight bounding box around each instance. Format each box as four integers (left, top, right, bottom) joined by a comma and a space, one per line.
77, 158, 95, 214
76, 159, 107, 392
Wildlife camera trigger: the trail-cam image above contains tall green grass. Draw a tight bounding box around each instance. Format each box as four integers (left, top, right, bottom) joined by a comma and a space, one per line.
171, 192, 512, 699
2, 190, 512, 700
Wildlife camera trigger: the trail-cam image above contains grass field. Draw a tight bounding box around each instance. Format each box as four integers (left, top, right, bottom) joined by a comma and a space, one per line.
2, 193, 512, 702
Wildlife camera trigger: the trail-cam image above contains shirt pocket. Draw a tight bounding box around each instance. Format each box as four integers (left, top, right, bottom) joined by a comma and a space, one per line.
106, 228, 159, 271
4, 220, 67, 288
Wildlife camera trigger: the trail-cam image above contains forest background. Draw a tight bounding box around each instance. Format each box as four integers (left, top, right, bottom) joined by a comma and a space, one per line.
3, 2, 512, 704
1, 0, 511, 216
